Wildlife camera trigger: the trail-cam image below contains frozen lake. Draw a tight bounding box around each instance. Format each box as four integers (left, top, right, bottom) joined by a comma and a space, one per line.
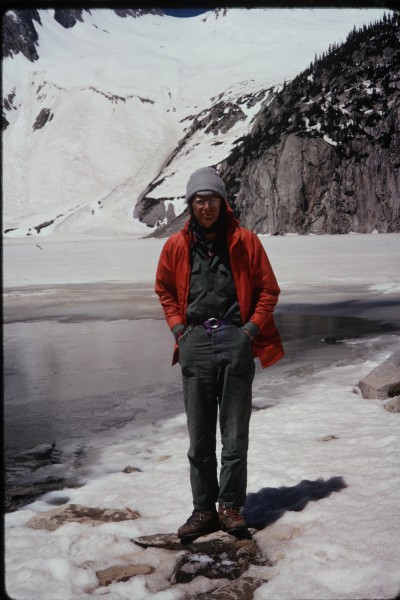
3, 233, 400, 510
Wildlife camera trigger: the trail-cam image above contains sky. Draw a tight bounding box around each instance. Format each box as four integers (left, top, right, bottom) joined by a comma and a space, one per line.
163, 9, 208, 17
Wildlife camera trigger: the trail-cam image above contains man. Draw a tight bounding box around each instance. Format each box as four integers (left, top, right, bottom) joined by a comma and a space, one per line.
155, 166, 284, 544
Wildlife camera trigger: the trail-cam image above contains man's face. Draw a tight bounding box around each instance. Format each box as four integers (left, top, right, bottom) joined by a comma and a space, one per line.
191, 194, 222, 229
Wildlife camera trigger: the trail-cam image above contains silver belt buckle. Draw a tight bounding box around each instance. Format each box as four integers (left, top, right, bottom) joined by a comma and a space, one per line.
207, 317, 220, 329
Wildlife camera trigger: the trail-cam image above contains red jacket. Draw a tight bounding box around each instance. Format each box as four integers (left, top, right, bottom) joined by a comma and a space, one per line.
155, 203, 284, 368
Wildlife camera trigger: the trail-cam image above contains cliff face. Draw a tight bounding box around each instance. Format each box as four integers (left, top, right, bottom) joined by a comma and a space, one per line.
219, 13, 400, 234
227, 133, 399, 234
2, 10, 42, 61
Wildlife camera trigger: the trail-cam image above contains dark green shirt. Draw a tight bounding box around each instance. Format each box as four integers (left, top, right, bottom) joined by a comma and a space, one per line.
186, 234, 242, 325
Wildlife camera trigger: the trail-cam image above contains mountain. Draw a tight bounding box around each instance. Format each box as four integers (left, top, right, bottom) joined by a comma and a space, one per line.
2, 7, 390, 238
217, 12, 400, 235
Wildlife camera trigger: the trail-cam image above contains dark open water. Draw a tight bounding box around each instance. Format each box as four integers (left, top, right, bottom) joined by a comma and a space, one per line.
4, 307, 400, 511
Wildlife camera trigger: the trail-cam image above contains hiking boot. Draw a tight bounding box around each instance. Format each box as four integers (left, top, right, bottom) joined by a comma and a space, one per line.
178, 509, 220, 544
218, 505, 252, 539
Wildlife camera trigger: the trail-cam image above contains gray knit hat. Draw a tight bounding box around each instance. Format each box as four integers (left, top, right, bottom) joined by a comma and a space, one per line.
185, 167, 227, 203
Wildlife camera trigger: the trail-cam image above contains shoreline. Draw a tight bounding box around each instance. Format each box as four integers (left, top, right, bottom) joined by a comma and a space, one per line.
4, 278, 400, 323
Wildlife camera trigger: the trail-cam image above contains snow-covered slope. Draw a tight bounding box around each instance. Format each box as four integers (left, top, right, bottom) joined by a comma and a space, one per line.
2, 8, 386, 238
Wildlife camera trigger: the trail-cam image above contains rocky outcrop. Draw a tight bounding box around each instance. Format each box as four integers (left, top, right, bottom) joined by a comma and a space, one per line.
25, 503, 140, 531
33, 107, 54, 131
53, 9, 86, 28
219, 13, 400, 235
358, 348, 400, 400
134, 531, 267, 589
2, 9, 41, 61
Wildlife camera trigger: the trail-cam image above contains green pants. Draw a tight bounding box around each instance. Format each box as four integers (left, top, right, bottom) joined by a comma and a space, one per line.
178, 324, 255, 510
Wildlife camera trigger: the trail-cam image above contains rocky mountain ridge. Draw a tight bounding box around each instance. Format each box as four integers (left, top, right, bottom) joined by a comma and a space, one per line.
140, 13, 400, 237
217, 12, 400, 235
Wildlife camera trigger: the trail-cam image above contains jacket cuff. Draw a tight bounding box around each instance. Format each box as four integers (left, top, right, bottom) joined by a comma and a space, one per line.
171, 323, 185, 339
243, 321, 260, 338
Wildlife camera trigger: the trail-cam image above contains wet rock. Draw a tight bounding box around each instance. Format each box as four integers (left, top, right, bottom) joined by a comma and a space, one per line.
26, 503, 140, 531
192, 576, 266, 599
96, 563, 154, 587
358, 348, 400, 399
384, 396, 400, 413
21, 442, 58, 460
5, 481, 68, 513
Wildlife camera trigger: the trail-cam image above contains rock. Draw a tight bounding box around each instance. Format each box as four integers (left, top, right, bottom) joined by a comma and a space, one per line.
170, 533, 267, 584
53, 9, 85, 28
96, 563, 154, 587
384, 396, 400, 413
134, 531, 267, 585
123, 466, 142, 473
358, 348, 400, 399
192, 576, 266, 599
318, 435, 338, 442
33, 108, 54, 131
26, 503, 140, 531
134, 532, 194, 552
153, 455, 171, 463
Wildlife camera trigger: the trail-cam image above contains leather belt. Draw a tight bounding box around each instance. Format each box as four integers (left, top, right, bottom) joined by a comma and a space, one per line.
191, 318, 231, 335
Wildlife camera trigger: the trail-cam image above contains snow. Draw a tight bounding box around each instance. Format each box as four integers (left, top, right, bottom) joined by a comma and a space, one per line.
2, 7, 388, 239
323, 134, 338, 146
4, 232, 400, 600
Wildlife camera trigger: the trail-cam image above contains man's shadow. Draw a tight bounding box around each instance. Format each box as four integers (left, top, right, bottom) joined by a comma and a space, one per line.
242, 476, 347, 529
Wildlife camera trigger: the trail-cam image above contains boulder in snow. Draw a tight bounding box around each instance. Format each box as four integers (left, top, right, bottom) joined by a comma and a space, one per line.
358, 348, 400, 399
